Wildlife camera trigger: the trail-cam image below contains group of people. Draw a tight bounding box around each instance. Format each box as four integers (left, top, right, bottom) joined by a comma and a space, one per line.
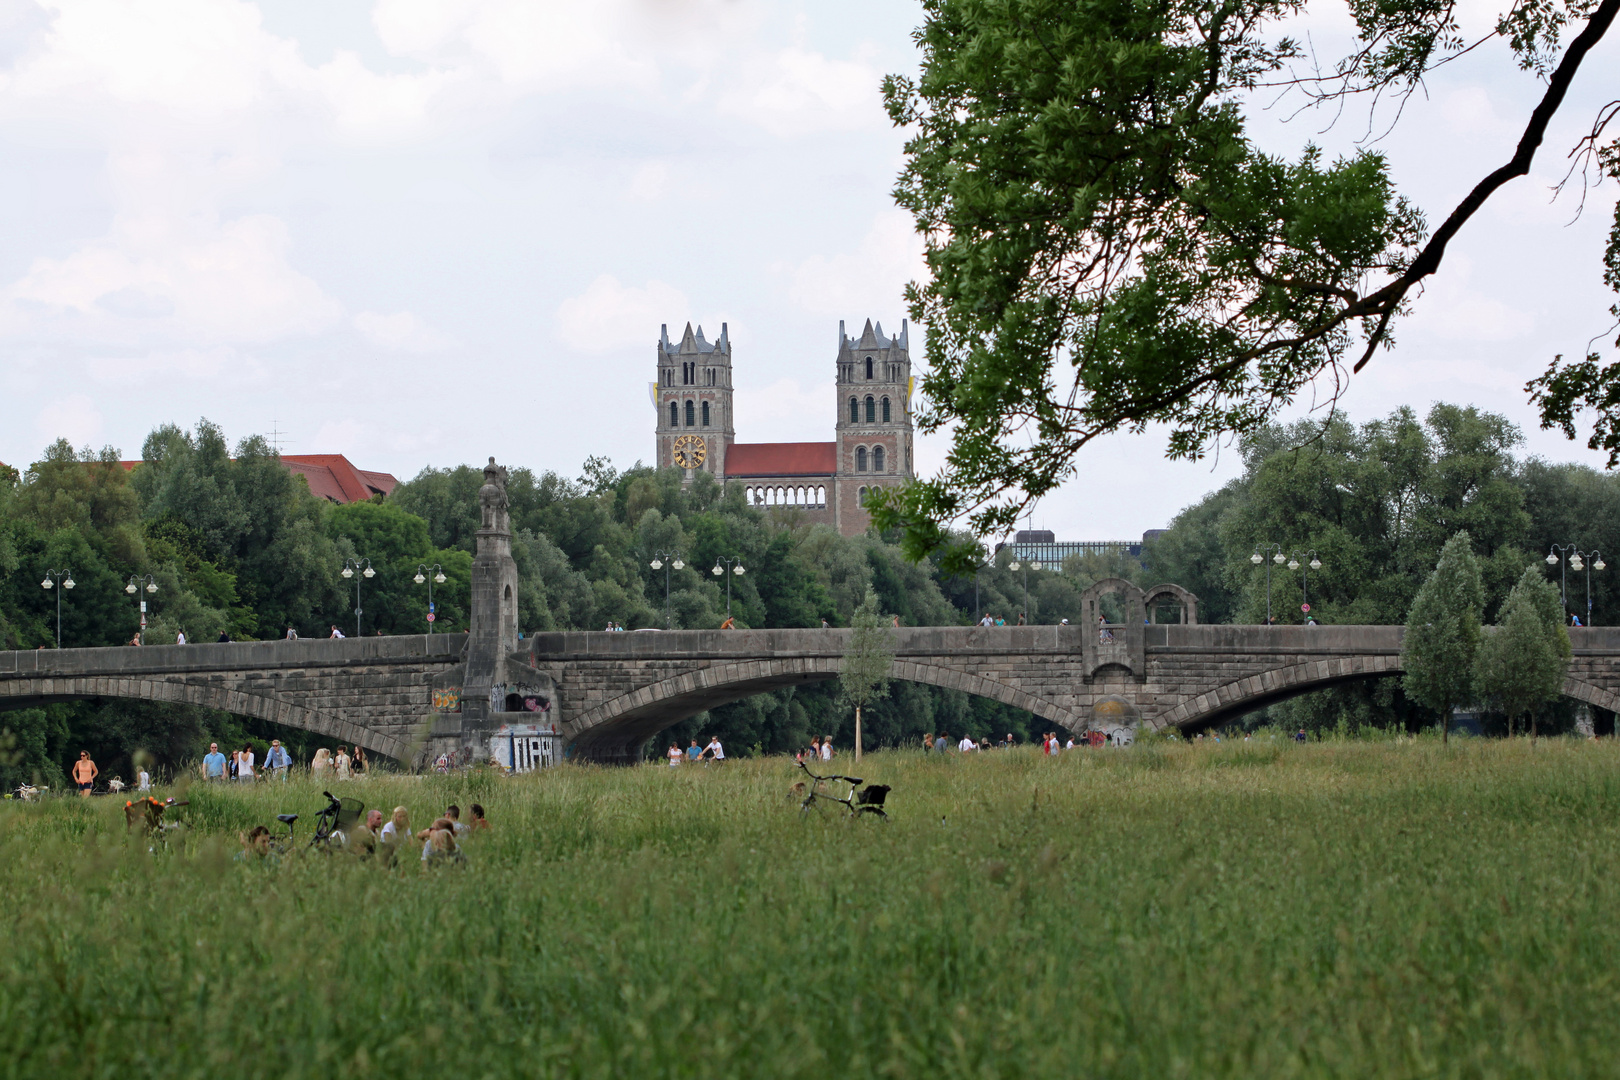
921, 730, 1109, 754
795, 737, 837, 764
666, 736, 726, 765
202, 740, 354, 782
241, 801, 490, 866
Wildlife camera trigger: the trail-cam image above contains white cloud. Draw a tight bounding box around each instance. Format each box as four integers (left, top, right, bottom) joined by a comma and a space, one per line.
1, 212, 343, 346
733, 376, 832, 443
84, 345, 263, 386
556, 274, 689, 352
719, 44, 885, 136
785, 210, 927, 318
354, 310, 456, 353
35, 392, 103, 448
629, 160, 669, 201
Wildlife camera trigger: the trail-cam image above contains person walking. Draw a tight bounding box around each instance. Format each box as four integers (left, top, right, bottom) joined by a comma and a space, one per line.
236, 743, 255, 782
933, 733, 949, 754
667, 742, 682, 767
820, 737, 833, 761
137, 765, 151, 791
285, 626, 298, 640
175, 629, 187, 645
686, 739, 703, 764
958, 734, 978, 752
216, 630, 231, 643
203, 742, 227, 781
71, 751, 98, 796
703, 736, 725, 763
265, 739, 291, 781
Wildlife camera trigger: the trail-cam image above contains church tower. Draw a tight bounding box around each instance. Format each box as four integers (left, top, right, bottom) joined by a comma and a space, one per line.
834, 318, 914, 532
655, 322, 734, 482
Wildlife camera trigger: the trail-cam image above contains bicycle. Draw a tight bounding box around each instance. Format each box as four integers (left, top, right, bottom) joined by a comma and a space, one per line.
308, 791, 364, 851
796, 759, 891, 820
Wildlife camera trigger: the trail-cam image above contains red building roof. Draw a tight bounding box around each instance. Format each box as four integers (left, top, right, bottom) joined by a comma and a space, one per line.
724, 442, 837, 477
119, 453, 397, 504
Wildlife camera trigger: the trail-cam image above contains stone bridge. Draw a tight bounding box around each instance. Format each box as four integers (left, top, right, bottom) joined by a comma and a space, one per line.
7, 623, 1620, 763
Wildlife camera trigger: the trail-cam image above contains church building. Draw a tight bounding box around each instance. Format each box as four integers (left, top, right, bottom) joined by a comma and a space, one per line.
654, 318, 914, 537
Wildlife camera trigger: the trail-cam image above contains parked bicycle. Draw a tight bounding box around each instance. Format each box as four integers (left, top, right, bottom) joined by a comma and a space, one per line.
796, 760, 891, 820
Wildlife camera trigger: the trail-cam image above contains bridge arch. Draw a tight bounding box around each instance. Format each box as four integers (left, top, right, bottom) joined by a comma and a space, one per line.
1153, 656, 1620, 732
1143, 583, 1199, 624
0, 675, 410, 760
566, 656, 1083, 761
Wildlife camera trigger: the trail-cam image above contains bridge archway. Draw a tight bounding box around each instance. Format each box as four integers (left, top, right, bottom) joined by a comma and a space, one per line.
566, 657, 1083, 762
0, 675, 411, 760
1154, 657, 1620, 732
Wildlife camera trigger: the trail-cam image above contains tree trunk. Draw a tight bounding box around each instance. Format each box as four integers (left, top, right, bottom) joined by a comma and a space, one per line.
855, 705, 862, 764
1442, 704, 1449, 744
1531, 708, 1539, 743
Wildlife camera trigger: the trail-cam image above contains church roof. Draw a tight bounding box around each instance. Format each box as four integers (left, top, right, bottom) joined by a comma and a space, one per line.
724, 442, 837, 477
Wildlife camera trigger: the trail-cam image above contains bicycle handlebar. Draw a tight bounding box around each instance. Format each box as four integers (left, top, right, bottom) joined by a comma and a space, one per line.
796, 760, 863, 786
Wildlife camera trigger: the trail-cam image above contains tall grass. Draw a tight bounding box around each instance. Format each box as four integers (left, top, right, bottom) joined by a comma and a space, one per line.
4, 740, 1620, 1078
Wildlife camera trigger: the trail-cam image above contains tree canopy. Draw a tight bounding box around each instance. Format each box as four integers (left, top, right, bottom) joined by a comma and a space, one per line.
1402, 532, 1486, 741
876, 0, 1620, 565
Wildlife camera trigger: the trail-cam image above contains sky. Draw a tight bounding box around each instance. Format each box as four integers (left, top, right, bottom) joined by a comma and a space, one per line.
0, 0, 1616, 544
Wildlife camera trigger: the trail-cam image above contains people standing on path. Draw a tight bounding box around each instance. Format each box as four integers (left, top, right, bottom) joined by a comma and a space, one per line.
265, 739, 291, 780
236, 744, 255, 782
203, 743, 226, 781
667, 742, 682, 767
72, 751, 97, 796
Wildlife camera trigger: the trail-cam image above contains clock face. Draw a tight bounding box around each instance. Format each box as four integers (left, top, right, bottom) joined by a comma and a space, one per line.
672, 434, 706, 469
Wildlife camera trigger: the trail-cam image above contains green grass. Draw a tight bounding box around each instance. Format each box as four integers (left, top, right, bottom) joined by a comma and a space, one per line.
4, 740, 1620, 1078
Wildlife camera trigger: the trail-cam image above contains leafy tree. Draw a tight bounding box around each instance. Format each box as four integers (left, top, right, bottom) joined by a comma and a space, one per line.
1402, 532, 1485, 742
875, 0, 1620, 562
839, 587, 895, 762
1476, 567, 1570, 738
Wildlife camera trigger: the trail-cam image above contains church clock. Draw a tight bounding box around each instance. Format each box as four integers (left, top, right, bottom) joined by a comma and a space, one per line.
672, 434, 707, 470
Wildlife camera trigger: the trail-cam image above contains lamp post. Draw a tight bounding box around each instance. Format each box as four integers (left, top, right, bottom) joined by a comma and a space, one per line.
648, 551, 686, 630
340, 557, 375, 637
1250, 544, 1286, 624
711, 556, 746, 620
413, 563, 446, 633
1287, 551, 1322, 620
1547, 546, 1605, 624
1005, 556, 1043, 624
40, 568, 75, 648
125, 574, 157, 645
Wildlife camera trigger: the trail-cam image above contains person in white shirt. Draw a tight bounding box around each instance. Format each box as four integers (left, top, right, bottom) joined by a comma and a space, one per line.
1065, 736, 1076, 750
137, 767, 151, 791
704, 737, 725, 762
235, 745, 255, 781
329, 626, 345, 639
958, 735, 977, 752
979, 614, 994, 627
175, 630, 187, 645
820, 738, 833, 761
667, 743, 682, 767
380, 807, 411, 847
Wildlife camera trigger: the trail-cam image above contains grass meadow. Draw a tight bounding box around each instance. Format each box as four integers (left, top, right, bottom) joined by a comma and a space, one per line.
3, 738, 1620, 1078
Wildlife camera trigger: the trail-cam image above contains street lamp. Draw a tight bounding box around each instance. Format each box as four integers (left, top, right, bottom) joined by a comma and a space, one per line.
40, 568, 75, 648
413, 563, 447, 633
1548, 545, 1605, 625
125, 574, 158, 645
1287, 551, 1322, 619
340, 557, 375, 637
1005, 557, 1044, 624
1250, 544, 1286, 624
648, 551, 686, 629
711, 557, 746, 621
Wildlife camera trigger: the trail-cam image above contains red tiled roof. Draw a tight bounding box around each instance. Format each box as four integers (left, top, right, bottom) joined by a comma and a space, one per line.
119, 453, 397, 505
724, 442, 837, 477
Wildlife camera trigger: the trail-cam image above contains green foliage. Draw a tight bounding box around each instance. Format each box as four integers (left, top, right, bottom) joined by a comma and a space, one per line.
873, 0, 1616, 560
1477, 566, 1571, 736
7, 744, 1620, 1076
840, 587, 895, 712
1402, 532, 1485, 738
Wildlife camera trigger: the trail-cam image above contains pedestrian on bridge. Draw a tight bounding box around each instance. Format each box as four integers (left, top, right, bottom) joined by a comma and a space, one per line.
329, 626, 345, 639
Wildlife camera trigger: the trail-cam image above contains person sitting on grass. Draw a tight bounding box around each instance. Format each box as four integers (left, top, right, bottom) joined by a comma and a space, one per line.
445, 805, 469, 836
349, 809, 383, 858
470, 804, 489, 830
420, 818, 464, 866
237, 825, 271, 860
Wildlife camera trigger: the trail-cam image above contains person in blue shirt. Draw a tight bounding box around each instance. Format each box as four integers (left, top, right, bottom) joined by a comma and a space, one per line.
687, 739, 702, 763
264, 739, 292, 780
203, 742, 227, 781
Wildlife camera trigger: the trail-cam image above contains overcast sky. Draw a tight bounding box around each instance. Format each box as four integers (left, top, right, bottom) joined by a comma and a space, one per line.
0, 0, 1615, 543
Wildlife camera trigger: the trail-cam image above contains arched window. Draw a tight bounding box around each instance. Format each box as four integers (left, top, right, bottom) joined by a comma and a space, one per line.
685, 400, 695, 426
873, 446, 885, 472
849, 397, 858, 423
855, 446, 868, 472
881, 397, 891, 422
701, 401, 710, 427
858, 486, 868, 505
816, 485, 825, 506
865, 357, 873, 380
669, 401, 678, 427
865, 396, 875, 423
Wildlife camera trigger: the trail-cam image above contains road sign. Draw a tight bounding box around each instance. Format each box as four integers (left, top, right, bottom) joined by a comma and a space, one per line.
429, 602, 435, 613
427, 613, 436, 623
1301, 603, 1311, 613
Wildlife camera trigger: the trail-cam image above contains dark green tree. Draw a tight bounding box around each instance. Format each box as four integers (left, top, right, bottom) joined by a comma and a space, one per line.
1402, 532, 1485, 742
1476, 568, 1569, 738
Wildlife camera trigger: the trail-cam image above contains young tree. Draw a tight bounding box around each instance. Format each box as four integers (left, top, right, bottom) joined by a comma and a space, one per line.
875, 0, 1620, 566
1477, 565, 1572, 737
839, 587, 895, 763
1402, 532, 1485, 742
